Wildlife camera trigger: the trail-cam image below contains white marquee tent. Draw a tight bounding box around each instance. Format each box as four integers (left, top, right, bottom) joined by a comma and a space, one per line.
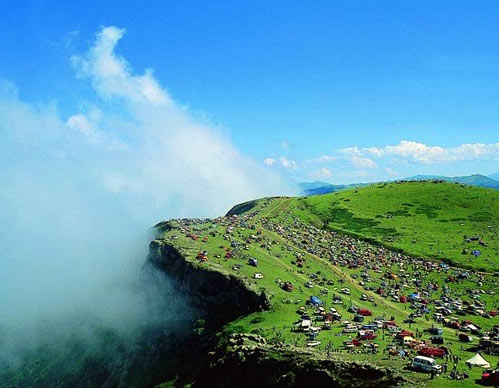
465, 353, 490, 368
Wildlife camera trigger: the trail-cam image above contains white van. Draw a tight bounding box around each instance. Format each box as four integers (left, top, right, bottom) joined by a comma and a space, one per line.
343, 325, 357, 333
412, 356, 442, 373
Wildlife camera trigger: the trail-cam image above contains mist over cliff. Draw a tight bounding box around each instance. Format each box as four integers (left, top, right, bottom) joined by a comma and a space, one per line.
0, 26, 293, 381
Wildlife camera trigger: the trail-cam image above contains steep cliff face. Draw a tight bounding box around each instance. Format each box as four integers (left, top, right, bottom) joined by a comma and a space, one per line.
146, 239, 270, 324
147, 239, 409, 388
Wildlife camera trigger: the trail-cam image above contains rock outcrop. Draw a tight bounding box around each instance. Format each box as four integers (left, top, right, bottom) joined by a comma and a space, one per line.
146, 239, 270, 323
191, 333, 409, 388
147, 238, 410, 388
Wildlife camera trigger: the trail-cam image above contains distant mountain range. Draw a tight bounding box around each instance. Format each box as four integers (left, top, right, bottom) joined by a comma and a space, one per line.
405, 174, 499, 189
488, 172, 499, 181
299, 173, 499, 196
298, 181, 369, 195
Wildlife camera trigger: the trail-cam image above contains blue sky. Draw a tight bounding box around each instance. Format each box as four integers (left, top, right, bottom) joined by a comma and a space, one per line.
1, 1, 498, 184
2, 1, 498, 357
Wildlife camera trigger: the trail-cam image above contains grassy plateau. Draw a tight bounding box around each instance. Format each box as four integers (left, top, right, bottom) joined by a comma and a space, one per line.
156, 182, 498, 388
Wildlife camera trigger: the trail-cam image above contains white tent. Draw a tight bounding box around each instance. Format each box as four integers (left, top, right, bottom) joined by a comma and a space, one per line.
465, 353, 490, 368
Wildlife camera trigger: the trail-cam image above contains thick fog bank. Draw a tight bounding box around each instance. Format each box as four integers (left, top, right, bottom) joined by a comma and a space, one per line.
0, 26, 294, 374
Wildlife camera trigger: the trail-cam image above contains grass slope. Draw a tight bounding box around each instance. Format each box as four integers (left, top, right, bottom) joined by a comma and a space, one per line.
281, 182, 498, 272
299, 174, 499, 196
406, 175, 499, 190
159, 186, 499, 388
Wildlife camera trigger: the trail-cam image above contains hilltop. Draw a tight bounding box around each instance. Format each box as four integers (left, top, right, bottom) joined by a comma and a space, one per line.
299, 174, 499, 196
257, 182, 499, 272
405, 174, 499, 190
148, 181, 498, 387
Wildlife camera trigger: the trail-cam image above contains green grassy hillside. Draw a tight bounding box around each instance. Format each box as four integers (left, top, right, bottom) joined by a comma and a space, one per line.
246, 182, 498, 272
4, 182, 497, 388
154, 183, 499, 387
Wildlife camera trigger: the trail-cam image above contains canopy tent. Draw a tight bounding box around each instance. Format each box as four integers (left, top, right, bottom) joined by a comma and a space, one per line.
466, 353, 490, 368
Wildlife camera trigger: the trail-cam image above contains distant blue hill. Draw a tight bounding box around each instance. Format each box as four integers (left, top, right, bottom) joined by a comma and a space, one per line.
488, 172, 499, 181
299, 173, 499, 196
298, 181, 368, 196
405, 174, 499, 189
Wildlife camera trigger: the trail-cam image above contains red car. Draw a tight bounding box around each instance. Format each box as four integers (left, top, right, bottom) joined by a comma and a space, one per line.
418, 347, 446, 358
359, 332, 376, 340
282, 282, 293, 292
344, 339, 363, 347
358, 309, 372, 316
481, 369, 499, 386
458, 333, 473, 342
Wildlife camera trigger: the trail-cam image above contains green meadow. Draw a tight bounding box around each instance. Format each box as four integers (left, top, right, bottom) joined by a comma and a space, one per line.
256, 182, 498, 272
159, 182, 499, 387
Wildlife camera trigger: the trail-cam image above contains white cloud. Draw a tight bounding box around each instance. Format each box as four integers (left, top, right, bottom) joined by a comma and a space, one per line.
71, 26, 170, 105
309, 152, 376, 168
67, 113, 96, 139
264, 156, 298, 170
338, 140, 499, 164
0, 26, 295, 352
338, 146, 362, 156
384, 140, 448, 163
264, 158, 276, 166
385, 167, 400, 177
66, 113, 126, 150
310, 167, 332, 180
363, 147, 384, 157
449, 142, 499, 161
350, 156, 377, 169
279, 156, 297, 170
310, 155, 338, 163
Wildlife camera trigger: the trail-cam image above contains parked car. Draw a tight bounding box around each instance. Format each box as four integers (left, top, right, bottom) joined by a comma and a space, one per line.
481, 369, 499, 386
412, 356, 442, 373
459, 333, 474, 342
418, 347, 446, 358
431, 336, 444, 344
282, 282, 293, 292
428, 327, 443, 335
343, 326, 357, 333
348, 305, 359, 313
